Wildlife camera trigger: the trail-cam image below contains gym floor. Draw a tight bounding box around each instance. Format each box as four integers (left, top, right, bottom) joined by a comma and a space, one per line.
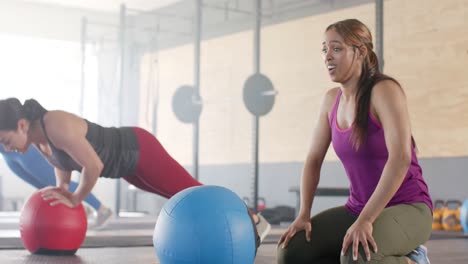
2, 239, 468, 264
0, 214, 467, 263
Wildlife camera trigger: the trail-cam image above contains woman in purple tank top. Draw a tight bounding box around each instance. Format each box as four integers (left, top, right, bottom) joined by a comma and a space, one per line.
277, 19, 432, 264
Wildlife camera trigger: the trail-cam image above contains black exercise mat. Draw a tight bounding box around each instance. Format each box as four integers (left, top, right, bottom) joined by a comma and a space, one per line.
0, 231, 286, 250
260, 231, 468, 245
430, 230, 468, 240
0, 234, 154, 250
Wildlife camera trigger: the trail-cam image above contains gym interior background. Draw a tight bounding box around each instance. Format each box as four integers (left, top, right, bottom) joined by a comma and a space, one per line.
0, 0, 467, 263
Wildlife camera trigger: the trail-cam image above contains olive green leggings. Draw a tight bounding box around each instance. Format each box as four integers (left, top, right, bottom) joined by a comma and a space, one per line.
277, 203, 432, 264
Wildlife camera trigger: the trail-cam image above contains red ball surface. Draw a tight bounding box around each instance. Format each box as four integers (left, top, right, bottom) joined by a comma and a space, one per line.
19, 191, 87, 255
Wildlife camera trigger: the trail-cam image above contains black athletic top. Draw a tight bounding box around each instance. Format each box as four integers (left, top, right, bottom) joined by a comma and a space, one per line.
39, 114, 139, 179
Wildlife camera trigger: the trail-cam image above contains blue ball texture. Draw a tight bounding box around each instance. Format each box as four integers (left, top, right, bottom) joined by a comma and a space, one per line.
461, 199, 468, 234
153, 185, 256, 264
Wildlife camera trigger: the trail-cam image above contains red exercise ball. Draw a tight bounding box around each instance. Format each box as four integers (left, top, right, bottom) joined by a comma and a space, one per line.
19, 191, 87, 255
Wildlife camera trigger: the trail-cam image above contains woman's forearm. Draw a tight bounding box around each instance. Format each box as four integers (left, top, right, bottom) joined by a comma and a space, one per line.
299, 159, 321, 218
71, 166, 101, 206
55, 168, 71, 190
358, 156, 411, 223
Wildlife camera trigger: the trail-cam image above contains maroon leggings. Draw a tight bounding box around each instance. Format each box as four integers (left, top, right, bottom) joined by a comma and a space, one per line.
123, 127, 202, 198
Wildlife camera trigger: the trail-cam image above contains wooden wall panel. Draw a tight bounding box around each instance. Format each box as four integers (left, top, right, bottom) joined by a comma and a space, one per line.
139, 0, 468, 165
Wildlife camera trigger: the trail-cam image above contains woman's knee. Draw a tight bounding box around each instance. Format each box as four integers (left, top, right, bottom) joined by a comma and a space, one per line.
276, 246, 290, 264
340, 250, 367, 264
340, 247, 383, 264
277, 244, 304, 264
276, 231, 315, 264
340, 253, 372, 264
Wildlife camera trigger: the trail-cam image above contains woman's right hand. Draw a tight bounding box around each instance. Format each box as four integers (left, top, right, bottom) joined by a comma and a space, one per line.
277, 215, 312, 249
40, 186, 76, 208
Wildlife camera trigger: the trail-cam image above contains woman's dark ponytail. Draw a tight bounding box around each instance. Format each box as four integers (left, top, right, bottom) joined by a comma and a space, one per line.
0, 98, 47, 130
22, 99, 47, 122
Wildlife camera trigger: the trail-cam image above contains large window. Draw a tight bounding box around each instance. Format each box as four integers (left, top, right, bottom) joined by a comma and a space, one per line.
0, 33, 98, 121
0, 33, 99, 199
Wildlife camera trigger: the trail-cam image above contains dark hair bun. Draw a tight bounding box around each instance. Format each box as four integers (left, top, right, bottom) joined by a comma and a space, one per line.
22, 99, 47, 121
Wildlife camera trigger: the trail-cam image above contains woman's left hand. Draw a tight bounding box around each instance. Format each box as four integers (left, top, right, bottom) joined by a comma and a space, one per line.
40, 186, 79, 208
341, 219, 378, 262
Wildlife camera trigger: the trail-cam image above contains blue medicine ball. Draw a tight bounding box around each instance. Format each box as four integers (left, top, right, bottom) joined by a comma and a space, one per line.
461, 199, 468, 234
153, 186, 256, 264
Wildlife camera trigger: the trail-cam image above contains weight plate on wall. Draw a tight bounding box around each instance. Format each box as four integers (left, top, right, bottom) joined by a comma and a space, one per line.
172, 85, 202, 123
243, 73, 276, 116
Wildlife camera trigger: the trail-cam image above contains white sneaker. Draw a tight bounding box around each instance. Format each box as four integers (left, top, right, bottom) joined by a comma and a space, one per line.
255, 213, 271, 243
83, 204, 95, 218
94, 207, 112, 229
407, 245, 430, 264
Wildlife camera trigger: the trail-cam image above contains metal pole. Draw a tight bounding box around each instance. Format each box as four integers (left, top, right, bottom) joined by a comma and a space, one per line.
115, 4, 126, 217
376, 0, 384, 72
252, 0, 261, 214
152, 23, 160, 137
193, 0, 202, 180
253, 116, 260, 213
80, 17, 87, 116
254, 0, 261, 74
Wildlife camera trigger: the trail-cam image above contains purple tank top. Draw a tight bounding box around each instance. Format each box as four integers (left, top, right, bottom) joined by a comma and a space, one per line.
330, 89, 433, 216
